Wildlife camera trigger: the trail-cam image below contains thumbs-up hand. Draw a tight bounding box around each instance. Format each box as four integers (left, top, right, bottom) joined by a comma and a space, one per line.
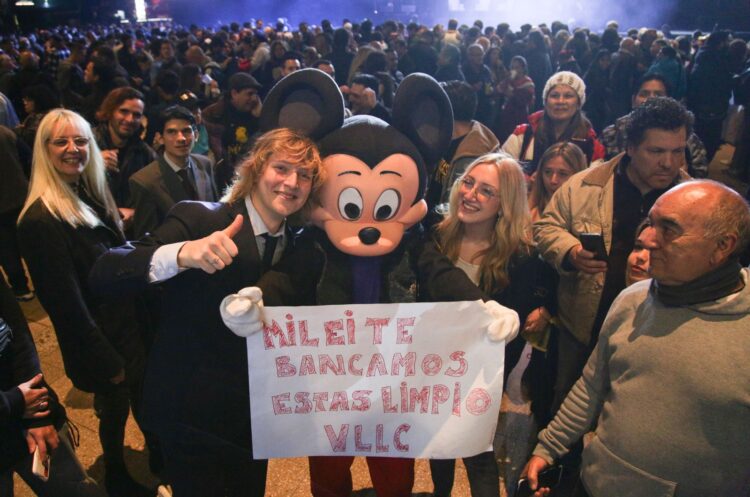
177, 214, 243, 273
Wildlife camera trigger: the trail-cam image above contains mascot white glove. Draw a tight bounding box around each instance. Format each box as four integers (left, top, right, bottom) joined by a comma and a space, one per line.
484, 300, 520, 343
220, 287, 266, 337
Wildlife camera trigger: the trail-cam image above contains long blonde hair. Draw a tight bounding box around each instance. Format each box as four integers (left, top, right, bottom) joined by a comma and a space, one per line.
437, 153, 533, 293
18, 109, 120, 230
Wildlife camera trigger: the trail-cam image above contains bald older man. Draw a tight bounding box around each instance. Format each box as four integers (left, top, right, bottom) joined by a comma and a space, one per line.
524, 180, 750, 497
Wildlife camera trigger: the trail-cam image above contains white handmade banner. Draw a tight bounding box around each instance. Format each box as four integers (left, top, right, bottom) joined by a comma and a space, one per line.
246, 300, 505, 459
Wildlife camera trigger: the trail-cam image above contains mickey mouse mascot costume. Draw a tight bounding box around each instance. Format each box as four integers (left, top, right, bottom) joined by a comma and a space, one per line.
222, 69, 519, 497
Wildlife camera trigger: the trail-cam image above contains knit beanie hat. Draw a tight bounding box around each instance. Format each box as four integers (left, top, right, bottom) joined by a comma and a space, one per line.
542, 71, 586, 106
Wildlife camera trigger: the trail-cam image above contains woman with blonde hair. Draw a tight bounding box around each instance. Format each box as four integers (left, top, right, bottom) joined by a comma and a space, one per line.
528, 141, 587, 221
17, 109, 153, 497
419, 153, 557, 497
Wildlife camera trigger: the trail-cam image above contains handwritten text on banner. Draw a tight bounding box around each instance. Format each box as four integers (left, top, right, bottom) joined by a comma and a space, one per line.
246, 300, 505, 459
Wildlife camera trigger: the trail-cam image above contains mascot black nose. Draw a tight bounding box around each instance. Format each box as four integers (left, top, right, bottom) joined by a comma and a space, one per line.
358, 227, 381, 245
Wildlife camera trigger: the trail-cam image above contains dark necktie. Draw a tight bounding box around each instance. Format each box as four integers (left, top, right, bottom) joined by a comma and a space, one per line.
176, 167, 198, 200
261, 233, 279, 272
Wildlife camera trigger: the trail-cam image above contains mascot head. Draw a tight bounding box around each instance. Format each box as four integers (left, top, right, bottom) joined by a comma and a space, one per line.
262, 69, 452, 257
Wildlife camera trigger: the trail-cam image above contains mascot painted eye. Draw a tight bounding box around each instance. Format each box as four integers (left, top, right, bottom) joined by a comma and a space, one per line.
338, 187, 363, 220
373, 189, 400, 221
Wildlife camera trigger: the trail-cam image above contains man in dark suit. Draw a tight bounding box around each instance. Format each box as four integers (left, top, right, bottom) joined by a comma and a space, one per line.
0, 126, 33, 301
89, 128, 324, 497
129, 105, 218, 238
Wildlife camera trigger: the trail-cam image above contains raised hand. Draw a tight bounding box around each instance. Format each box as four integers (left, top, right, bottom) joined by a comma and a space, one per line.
101, 149, 119, 173
568, 244, 608, 274
177, 214, 243, 273
484, 300, 520, 343
220, 286, 266, 337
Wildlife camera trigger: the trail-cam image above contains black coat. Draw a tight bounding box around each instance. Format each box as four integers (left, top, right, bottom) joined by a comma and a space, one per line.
259, 226, 422, 307
416, 234, 556, 365
89, 200, 290, 455
94, 124, 158, 208
0, 126, 27, 215
0, 282, 65, 471
416, 233, 558, 426
17, 198, 146, 393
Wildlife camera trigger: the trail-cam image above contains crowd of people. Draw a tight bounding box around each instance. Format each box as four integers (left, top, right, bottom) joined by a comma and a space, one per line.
1, 12, 750, 497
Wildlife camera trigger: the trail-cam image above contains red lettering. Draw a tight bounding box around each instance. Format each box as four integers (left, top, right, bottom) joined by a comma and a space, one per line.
365, 317, 390, 345
421, 353, 443, 376
299, 320, 319, 347
275, 355, 296, 377
294, 392, 312, 414
396, 317, 415, 344
376, 424, 389, 453
466, 388, 492, 415
354, 425, 372, 452
409, 387, 430, 413
324, 319, 345, 345
284, 318, 297, 346
391, 352, 416, 376
445, 351, 468, 377
394, 424, 410, 451
299, 354, 317, 375
452, 382, 461, 416
324, 424, 348, 452
330, 391, 350, 411
431, 384, 450, 414
319, 354, 345, 375
348, 354, 363, 375
263, 320, 286, 349
366, 353, 388, 376
313, 392, 329, 412
346, 311, 356, 344
381, 386, 397, 413
351, 390, 372, 411
271, 393, 291, 414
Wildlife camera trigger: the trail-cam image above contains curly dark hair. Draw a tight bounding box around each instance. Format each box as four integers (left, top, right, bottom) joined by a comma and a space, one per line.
624, 96, 693, 148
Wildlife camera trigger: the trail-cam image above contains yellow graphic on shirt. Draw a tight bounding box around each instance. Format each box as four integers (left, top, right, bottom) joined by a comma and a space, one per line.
235, 126, 248, 143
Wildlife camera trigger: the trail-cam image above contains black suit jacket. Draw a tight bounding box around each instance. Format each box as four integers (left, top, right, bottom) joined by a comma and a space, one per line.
18, 199, 145, 393
0, 126, 27, 214
129, 154, 218, 238
0, 282, 65, 471
89, 200, 288, 455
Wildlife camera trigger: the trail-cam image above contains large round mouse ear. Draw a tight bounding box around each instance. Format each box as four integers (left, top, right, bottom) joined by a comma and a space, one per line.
391, 73, 454, 169
260, 68, 345, 140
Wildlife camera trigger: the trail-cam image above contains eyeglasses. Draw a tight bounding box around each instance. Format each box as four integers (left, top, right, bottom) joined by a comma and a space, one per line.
459, 176, 499, 201
48, 137, 90, 148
